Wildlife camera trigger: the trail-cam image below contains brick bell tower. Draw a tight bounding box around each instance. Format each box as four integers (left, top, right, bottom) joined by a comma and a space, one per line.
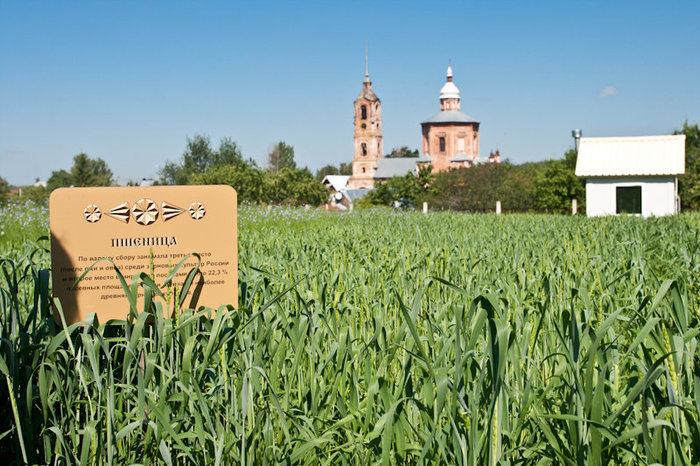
348, 52, 383, 189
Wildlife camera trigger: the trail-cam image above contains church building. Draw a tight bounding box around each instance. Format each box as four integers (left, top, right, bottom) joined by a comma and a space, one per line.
340, 62, 498, 197
421, 66, 486, 171
346, 60, 383, 189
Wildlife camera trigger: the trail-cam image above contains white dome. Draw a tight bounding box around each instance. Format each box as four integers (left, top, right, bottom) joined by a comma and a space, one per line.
440, 81, 460, 100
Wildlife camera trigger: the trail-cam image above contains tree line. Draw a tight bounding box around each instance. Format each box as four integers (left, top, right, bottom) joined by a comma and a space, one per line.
156, 136, 328, 205
1, 136, 332, 206
362, 122, 700, 213
361, 149, 585, 214
2, 122, 699, 212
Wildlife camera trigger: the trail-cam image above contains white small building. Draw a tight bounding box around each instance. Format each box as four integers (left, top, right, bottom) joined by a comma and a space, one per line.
321, 175, 370, 209
575, 135, 686, 217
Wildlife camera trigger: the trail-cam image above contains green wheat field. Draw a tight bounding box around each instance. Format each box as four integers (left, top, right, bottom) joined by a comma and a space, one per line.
1, 200, 699, 465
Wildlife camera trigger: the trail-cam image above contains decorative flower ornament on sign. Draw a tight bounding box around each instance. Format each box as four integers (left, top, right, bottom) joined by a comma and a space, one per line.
84, 204, 102, 223
189, 202, 206, 220
132, 198, 159, 225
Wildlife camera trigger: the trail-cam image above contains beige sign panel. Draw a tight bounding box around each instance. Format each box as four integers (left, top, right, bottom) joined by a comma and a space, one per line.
50, 185, 237, 324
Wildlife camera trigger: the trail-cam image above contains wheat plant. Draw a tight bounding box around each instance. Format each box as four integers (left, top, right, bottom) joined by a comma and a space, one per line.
1, 206, 698, 464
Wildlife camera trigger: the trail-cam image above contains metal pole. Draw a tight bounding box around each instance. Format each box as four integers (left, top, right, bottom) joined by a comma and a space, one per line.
572, 129, 582, 152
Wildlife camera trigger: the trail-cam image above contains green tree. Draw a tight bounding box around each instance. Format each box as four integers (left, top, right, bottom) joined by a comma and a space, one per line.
265, 167, 327, 205
192, 163, 327, 206
191, 163, 266, 203
214, 137, 245, 167
363, 165, 432, 208
316, 164, 339, 181
423, 162, 541, 212
160, 134, 213, 185
47, 169, 73, 191
159, 135, 246, 185
71, 153, 113, 187
676, 121, 700, 210
267, 141, 296, 174
501, 162, 544, 211
531, 158, 584, 214
386, 146, 419, 158
316, 162, 353, 180
158, 161, 188, 186
563, 148, 578, 171
183, 134, 215, 175
47, 153, 113, 191
20, 185, 50, 204
425, 163, 503, 211
0, 176, 10, 204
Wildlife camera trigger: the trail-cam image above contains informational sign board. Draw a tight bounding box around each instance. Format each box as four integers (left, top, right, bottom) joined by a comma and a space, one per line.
50, 185, 237, 324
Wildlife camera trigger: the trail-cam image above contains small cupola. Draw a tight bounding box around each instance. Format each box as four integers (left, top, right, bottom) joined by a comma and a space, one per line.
439, 65, 461, 111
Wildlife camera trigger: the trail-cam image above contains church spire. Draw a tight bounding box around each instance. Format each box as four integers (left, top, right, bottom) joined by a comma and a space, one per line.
363, 41, 370, 86
439, 62, 460, 110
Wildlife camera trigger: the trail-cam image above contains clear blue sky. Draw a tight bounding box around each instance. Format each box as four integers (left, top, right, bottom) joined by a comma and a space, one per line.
1, 1, 698, 186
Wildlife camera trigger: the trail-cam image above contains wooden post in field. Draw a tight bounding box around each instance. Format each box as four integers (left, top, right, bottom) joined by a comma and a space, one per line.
422, 202, 428, 214
349, 203, 354, 212
325, 203, 329, 210
496, 201, 502, 215
572, 199, 577, 215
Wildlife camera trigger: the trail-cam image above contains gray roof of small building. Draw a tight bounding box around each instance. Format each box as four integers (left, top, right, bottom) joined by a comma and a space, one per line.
342, 189, 371, 202
422, 110, 478, 124
450, 153, 474, 162
373, 158, 418, 179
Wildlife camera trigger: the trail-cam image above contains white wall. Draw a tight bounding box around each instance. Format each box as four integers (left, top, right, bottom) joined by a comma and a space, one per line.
585, 177, 677, 217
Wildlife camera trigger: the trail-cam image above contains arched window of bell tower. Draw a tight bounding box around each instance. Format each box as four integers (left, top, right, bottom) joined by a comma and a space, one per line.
361, 105, 367, 120
361, 143, 367, 156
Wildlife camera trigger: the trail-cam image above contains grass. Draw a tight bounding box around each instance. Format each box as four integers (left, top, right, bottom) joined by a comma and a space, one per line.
1, 204, 699, 464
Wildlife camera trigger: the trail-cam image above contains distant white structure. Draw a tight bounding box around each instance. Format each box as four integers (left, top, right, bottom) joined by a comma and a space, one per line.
321, 175, 369, 209
322, 175, 350, 190
575, 135, 686, 217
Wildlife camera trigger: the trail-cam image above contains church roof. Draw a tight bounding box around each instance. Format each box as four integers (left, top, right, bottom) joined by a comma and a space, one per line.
322, 175, 350, 191
439, 82, 460, 100
357, 86, 379, 102
575, 135, 686, 177
440, 65, 460, 99
373, 158, 418, 179
422, 110, 478, 124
